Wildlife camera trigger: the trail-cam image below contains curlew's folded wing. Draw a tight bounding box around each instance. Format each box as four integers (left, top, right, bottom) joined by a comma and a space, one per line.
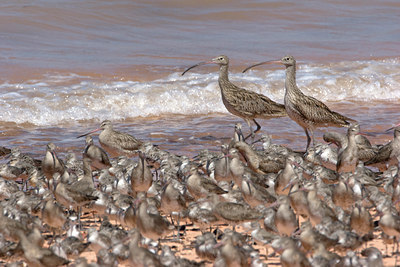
223, 83, 287, 118
291, 94, 353, 127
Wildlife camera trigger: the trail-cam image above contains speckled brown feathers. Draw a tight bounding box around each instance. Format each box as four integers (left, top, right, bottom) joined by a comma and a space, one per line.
289, 93, 353, 128
244, 55, 356, 150
183, 55, 286, 139
218, 76, 287, 119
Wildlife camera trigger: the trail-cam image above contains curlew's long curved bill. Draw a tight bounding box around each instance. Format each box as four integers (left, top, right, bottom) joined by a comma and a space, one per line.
242, 60, 282, 73
76, 128, 101, 138
181, 61, 213, 76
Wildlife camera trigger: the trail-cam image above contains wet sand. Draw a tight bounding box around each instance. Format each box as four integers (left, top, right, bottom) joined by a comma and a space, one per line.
7, 212, 396, 266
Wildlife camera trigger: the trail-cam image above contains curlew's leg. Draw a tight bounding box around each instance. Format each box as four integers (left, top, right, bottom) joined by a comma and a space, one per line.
253, 119, 261, 134
305, 128, 311, 151
244, 119, 261, 141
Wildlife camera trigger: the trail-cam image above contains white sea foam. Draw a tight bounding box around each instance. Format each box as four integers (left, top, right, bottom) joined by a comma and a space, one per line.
1, 59, 399, 126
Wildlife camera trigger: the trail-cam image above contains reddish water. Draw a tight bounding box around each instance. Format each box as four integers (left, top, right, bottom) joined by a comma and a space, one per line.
1, 0, 399, 158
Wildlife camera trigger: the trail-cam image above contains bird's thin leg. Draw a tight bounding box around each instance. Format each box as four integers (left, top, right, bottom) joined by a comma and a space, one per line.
244, 119, 254, 141
48, 230, 56, 245
224, 156, 229, 178
176, 214, 181, 241
22, 178, 28, 192
305, 128, 311, 151
253, 119, 261, 134
78, 206, 82, 230
395, 239, 399, 266
169, 214, 177, 239
184, 221, 187, 237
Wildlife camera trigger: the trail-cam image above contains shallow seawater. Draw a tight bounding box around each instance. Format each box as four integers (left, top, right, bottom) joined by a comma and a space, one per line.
0, 0, 399, 159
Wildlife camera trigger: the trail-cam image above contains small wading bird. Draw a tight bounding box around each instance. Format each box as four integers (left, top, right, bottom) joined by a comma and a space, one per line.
182, 55, 287, 140
243, 55, 355, 151
77, 120, 143, 157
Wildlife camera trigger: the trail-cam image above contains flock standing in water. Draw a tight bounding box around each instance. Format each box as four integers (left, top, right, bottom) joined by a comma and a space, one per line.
0, 55, 399, 266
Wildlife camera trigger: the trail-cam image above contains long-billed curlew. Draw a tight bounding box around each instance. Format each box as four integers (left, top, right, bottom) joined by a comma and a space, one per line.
243, 55, 355, 150
77, 120, 143, 157
182, 55, 287, 139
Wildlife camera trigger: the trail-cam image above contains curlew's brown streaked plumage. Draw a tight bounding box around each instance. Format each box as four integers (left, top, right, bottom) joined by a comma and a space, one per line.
182, 55, 287, 139
77, 120, 143, 157
243, 55, 355, 150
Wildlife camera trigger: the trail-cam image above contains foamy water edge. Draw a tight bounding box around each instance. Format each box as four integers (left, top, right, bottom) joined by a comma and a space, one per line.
1, 58, 399, 126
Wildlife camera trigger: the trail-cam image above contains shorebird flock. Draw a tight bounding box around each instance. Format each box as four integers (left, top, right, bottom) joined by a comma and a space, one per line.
1, 55, 400, 266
